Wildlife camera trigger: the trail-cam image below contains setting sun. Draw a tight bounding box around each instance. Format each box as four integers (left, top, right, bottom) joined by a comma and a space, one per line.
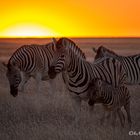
1, 23, 59, 38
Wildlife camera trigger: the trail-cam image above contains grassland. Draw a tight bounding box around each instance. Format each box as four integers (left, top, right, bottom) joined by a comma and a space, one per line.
0, 61, 140, 140
0, 38, 140, 140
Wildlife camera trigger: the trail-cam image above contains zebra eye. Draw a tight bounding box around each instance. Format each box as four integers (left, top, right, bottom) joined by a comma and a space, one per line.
14, 75, 17, 78
61, 55, 65, 58
98, 80, 102, 86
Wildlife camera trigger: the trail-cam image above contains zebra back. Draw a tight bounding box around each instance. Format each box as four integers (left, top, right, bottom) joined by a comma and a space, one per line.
93, 46, 140, 84
94, 46, 119, 60
48, 38, 127, 96
88, 78, 130, 108
8, 42, 55, 72
93, 57, 127, 87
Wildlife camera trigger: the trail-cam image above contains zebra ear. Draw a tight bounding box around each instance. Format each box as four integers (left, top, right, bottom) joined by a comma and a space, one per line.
92, 47, 97, 53
98, 80, 102, 87
2, 62, 8, 68
99, 46, 106, 53
52, 38, 57, 47
12, 62, 16, 66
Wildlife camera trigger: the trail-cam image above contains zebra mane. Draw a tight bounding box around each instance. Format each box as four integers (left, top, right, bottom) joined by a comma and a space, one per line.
95, 46, 118, 59
8, 56, 18, 71
56, 38, 86, 59
45, 42, 53, 47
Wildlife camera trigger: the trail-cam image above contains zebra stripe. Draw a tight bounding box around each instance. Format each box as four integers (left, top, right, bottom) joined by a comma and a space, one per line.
93, 46, 140, 85
6, 39, 86, 97
48, 38, 127, 123
88, 78, 132, 127
6, 42, 55, 97
49, 38, 127, 96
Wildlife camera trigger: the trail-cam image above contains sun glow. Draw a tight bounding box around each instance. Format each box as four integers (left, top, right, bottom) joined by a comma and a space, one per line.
1, 24, 60, 38
0, 0, 140, 37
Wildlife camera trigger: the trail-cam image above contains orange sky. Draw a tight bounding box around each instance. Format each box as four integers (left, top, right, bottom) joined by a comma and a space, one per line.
0, 0, 140, 37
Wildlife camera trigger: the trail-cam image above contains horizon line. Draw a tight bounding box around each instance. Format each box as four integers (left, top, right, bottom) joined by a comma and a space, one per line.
1, 36, 140, 39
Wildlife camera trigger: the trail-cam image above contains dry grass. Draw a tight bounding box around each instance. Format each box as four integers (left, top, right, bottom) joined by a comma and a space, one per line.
0, 62, 140, 140
0, 38, 140, 140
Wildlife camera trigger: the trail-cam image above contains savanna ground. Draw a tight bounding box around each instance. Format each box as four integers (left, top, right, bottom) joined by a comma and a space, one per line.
0, 38, 140, 140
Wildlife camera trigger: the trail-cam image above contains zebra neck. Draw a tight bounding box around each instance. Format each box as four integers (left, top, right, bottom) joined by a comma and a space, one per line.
115, 56, 123, 62
65, 54, 91, 94
67, 54, 80, 76
66, 53, 89, 81
108, 55, 122, 62
101, 87, 113, 105
9, 58, 21, 70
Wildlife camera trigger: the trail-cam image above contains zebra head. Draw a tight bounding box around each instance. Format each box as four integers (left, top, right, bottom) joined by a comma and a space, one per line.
49, 38, 68, 79
93, 46, 106, 60
6, 62, 21, 97
94, 46, 118, 60
49, 37, 86, 79
88, 78, 103, 106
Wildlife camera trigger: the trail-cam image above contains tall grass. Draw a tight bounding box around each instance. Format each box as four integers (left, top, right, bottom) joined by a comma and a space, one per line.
0, 62, 140, 140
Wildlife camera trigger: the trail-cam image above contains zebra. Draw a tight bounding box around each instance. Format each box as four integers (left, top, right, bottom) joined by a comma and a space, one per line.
48, 38, 127, 121
88, 78, 132, 128
3, 39, 86, 97
92, 46, 140, 85
3, 42, 55, 97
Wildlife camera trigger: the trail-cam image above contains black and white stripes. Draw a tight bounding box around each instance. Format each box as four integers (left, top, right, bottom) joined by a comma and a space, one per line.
48, 38, 128, 124
49, 38, 127, 97
93, 46, 140, 85
5, 38, 134, 127
5, 38, 86, 97
6, 42, 55, 96
88, 78, 132, 127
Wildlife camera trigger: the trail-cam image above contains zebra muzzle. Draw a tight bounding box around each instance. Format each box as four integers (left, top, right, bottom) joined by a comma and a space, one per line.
88, 99, 95, 106
10, 85, 18, 97
48, 66, 57, 79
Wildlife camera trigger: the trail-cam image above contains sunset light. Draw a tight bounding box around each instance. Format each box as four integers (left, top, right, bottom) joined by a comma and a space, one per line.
0, 0, 140, 38
1, 24, 59, 38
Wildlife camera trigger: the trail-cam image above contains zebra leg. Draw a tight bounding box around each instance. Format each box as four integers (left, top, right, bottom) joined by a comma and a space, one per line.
100, 108, 107, 125
42, 73, 58, 95
100, 106, 111, 125
111, 111, 117, 127
48, 78, 56, 95
106, 111, 111, 120
61, 72, 68, 94
70, 94, 82, 124
87, 103, 94, 121
18, 72, 30, 92
124, 102, 132, 128
35, 73, 42, 93
117, 109, 125, 128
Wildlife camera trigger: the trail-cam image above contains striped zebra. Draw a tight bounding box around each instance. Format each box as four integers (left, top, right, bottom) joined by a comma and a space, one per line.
48, 38, 127, 121
88, 78, 132, 128
4, 39, 86, 97
93, 46, 140, 85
